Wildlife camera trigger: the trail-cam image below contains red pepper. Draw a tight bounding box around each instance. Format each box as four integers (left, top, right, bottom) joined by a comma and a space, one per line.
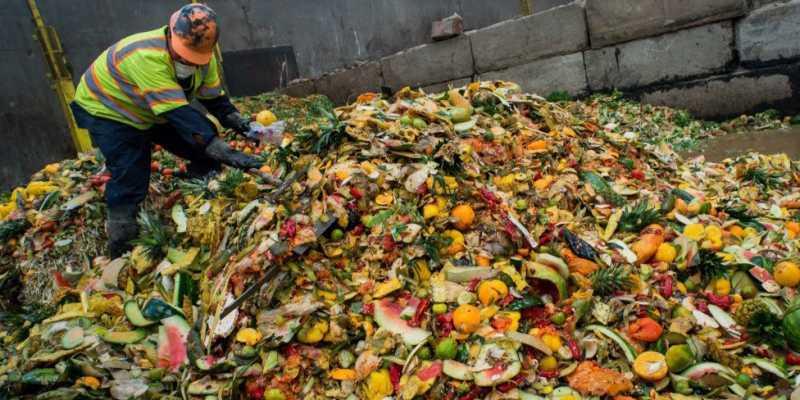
567, 337, 582, 360
705, 292, 732, 309
436, 313, 454, 337
631, 169, 646, 181
388, 363, 402, 392
659, 275, 674, 298
349, 187, 363, 199
786, 352, 800, 365
496, 374, 525, 393
539, 370, 559, 379
458, 386, 489, 400
503, 217, 519, 240
279, 219, 297, 239
382, 235, 397, 251
479, 188, 500, 209
351, 224, 365, 236
409, 299, 430, 328
283, 343, 301, 358
416, 182, 429, 195
695, 299, 709, 313
362, 302, 374, 316
244, 376, 266, 400
53, 271, 71, 288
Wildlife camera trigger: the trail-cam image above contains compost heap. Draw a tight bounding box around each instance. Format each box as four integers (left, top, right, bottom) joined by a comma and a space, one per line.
1, 81, 799, 400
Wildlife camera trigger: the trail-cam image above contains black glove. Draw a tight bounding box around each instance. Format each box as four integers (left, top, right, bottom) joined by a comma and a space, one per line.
204, 137, 262, 170
222, 112, 252, 136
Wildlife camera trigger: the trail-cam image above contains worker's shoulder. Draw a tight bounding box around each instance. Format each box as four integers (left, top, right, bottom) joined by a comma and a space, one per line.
115, 27, 169, 58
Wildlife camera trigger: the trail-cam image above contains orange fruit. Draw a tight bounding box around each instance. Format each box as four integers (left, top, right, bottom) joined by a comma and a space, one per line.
633, 351, 668, 381
526, 140, 548, 151
453, 304, 481, 333
475, 255, 492, 267
451, 204, 475, 230
477, 280, 508, 305
442, 230, 465, 255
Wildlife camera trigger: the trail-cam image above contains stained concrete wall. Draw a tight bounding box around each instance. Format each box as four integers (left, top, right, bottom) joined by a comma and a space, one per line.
0, 2, 74, 192
287, 0, 800, 122
38, 0, 521, 81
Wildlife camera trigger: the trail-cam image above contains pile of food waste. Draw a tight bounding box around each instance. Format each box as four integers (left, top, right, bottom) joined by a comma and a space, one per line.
1, 81, 799, 400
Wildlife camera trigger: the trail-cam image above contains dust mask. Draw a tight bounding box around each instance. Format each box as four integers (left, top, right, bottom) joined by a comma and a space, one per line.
174, 62, 197, 79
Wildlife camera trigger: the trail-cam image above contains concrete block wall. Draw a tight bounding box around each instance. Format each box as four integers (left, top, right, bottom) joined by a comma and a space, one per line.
289, 0, 800, 121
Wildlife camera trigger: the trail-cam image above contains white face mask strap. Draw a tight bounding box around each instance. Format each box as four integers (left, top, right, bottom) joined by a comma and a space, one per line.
175, 62, 196, 79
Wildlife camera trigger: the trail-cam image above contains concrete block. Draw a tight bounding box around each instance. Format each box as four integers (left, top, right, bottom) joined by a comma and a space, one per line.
750, 0, 791, 9
737, 0, 800, 63
381, 35, 473, 91
586, 0, 746, 47
315, 62, 383, 105
481, 52, 588, 96
468, 3, 588, 73
532, 0, 574, 13
421, 77, 473, 94
640, 72, 793, 119
278, 79, 317, 98
432, 14, 464, 41
586, 22, 734, 90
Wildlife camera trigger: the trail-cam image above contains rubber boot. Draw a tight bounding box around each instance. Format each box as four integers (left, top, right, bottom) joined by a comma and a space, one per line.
107, 204, 140, 259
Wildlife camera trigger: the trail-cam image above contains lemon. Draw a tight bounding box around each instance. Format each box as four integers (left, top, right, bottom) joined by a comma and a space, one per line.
256, 110, 277, 126
774, 261, 800, 287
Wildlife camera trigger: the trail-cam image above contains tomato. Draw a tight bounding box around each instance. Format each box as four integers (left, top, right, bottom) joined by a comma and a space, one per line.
162, 168, 174, 177
631, 169, 646, 181
153, 144, 163, 152
150, 162, 160, 172
628, 317, 663, 342
786, 352, 800, 366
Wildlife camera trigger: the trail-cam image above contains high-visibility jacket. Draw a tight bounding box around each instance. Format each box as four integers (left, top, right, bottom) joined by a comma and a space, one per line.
74, 26, 224, 131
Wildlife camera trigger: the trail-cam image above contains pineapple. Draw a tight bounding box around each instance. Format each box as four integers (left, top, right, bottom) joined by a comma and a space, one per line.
130, 211, 170, 261
619, 201, 661, 232
590, 265, 634, 296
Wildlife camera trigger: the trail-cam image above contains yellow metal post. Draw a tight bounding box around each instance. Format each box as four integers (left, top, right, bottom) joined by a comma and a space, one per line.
26, 0, 93, 153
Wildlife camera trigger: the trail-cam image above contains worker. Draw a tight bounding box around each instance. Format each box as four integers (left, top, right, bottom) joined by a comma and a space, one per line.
70, 3, 262, 258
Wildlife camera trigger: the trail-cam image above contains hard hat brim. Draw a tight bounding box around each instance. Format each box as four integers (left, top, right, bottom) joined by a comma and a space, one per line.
170, 33, 213, 66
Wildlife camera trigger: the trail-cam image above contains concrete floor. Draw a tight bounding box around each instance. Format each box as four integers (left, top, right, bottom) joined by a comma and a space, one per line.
682, 126, 800, 162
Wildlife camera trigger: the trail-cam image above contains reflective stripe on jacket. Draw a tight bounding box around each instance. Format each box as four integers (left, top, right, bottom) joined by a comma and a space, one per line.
74, 26, 224, 130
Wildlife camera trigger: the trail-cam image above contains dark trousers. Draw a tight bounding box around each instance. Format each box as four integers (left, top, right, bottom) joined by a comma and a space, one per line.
70, 102, 220, 207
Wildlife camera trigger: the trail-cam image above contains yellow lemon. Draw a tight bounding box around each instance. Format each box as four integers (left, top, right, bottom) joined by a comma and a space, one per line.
256, 110, 277, 126
774, 261, 800, 287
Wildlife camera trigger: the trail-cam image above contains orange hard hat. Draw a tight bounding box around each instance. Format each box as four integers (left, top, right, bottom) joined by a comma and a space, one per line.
169, 3, 218, 65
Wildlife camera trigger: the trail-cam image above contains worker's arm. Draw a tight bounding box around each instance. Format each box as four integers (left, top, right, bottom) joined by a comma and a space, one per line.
162, 105, 260, 170
198, 95, 250, 134
123, 58, 260, 169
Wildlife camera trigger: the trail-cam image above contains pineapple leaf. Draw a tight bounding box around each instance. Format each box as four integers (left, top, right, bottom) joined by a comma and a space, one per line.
218, 169, 246, 198
131, 211, 170, 261
178, 177, 213, 199
693, 249, 727, 284
619, 201, 661, 232
590, 265, 634, 296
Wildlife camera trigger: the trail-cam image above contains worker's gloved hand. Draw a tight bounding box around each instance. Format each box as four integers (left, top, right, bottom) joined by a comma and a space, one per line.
204, 137, 262, 170
223, 112, 252, 137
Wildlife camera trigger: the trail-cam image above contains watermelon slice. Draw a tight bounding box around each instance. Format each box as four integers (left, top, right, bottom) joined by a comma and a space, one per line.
373, 298, 431, 345
158, 316, 191, 372
472, 342, 521, 387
